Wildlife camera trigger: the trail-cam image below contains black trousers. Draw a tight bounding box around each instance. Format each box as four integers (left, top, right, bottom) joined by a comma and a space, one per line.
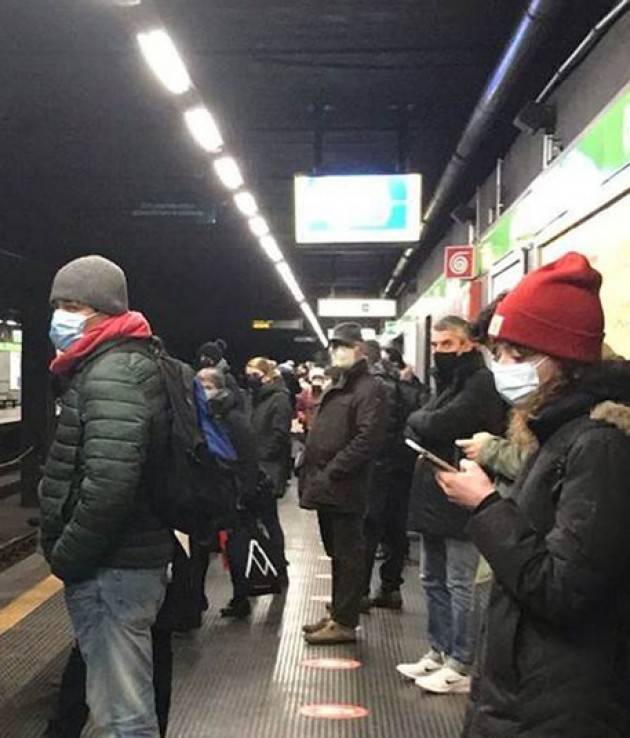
44, 629, 172, 738
363, 461, 414, 596
317, 511, 366, 629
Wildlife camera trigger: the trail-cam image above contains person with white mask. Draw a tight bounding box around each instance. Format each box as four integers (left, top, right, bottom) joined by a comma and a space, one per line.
299, 322, 387, 644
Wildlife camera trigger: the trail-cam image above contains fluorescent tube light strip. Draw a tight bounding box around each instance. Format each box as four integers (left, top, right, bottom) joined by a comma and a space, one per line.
213, 156, 244, 191
249, 216, 270, 238
276, 262, 305, 303
259, 235, 283, 263
234, 191, 258, 217
184, 107, 223, 153
137, 29, 191, 95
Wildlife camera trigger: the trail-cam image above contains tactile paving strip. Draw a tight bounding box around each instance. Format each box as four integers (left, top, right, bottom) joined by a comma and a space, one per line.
0, 488, 467, 737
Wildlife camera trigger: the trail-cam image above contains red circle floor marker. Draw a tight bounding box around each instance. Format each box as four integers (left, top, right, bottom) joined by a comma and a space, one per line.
300, 704, 369, 720
301, 657, 362, 670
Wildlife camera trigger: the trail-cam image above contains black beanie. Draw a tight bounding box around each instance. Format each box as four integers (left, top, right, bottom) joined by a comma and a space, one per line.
197, 339, 227, 367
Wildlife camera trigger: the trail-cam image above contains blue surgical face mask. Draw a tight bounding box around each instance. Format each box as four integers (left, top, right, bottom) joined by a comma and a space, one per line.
491, 358, 546, 406
49, 309, 92, 351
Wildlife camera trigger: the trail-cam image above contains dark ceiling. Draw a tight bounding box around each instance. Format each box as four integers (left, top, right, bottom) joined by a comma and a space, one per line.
0, 0, 618, 364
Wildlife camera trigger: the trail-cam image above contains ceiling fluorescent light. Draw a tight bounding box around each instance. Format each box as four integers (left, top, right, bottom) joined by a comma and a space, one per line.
300, 301, 317, 325
259, 235, 283, 263
213, 156, 244, 191
137, 29, 191, 95
276, 262, 305, 303
234, 191, 258, 217
249, 216, 270, 238
184, 106, 223, 153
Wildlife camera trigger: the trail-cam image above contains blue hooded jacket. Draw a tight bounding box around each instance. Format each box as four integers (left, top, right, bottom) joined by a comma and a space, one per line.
194, 379, 237, 462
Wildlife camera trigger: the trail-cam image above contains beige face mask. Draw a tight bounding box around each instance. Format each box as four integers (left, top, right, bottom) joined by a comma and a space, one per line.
330, 345, 356, 369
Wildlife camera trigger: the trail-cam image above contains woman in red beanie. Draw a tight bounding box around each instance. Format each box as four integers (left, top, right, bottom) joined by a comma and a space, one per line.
436, 253, 630, 738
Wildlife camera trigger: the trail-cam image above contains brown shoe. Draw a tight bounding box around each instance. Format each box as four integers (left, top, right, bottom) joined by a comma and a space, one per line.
302, 616, 330, 634
304, 620, 357, 645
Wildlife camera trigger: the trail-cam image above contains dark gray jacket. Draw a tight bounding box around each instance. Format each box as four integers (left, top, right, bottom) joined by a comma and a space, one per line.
250, 377, 292, 463
39, 338, 173, 582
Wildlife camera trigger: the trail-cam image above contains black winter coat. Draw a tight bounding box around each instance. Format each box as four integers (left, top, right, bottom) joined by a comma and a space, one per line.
300, 360, 387, 514
406, 350, 506, 538
465, 362, 630, 738
39, 338, 173, 583
250, 377, 292, 463
210, 390, 259, 505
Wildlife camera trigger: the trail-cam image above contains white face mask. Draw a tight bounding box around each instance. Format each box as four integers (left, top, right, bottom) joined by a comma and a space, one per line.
491, 357, 547, 406
330, 345, 357, 369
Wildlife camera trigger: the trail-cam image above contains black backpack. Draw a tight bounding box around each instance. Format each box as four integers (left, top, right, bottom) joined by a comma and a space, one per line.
90, 338, 234, 537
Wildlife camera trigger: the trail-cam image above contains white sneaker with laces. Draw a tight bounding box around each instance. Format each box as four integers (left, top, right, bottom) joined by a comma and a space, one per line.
415, 665, 471, 694
396, 650, 444, 680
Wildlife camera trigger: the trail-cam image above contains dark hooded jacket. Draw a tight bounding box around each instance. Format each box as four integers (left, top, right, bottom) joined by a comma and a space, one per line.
209, 389, 259, 506
299, 359, 388, 514
464, 361, 630, 738
406, 350, 507, 538
250, 376, 292, 463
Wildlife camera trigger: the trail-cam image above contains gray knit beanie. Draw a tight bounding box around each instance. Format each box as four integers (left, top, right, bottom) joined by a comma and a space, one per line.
50, 255, 129, 315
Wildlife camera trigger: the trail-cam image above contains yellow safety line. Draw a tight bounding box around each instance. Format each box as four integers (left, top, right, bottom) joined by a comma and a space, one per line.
0, 575, 63, 636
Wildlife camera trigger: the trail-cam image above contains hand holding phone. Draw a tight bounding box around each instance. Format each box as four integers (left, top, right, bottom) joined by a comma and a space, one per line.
405, 439, 458, 473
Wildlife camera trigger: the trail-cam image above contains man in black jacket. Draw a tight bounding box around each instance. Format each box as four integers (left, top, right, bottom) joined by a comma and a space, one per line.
398, 316, 506, 694
363, 345, 421, 611
300, 323, 387, 644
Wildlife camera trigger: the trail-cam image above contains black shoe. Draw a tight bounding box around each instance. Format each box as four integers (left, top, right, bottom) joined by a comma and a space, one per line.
370, 590, 402, 610
220, 598, 251, 619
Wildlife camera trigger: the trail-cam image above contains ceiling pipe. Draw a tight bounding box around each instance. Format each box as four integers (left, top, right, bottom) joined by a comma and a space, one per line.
385, 0, 564, 296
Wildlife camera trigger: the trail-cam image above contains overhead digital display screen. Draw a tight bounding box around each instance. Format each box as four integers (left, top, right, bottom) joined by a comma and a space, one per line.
294, 174, 422, 244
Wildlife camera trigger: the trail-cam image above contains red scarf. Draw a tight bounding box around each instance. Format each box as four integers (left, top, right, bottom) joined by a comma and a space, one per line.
50, 311, 152, 376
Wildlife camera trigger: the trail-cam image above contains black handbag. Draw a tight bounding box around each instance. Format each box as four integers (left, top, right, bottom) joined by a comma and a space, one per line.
245, 522, 281, 597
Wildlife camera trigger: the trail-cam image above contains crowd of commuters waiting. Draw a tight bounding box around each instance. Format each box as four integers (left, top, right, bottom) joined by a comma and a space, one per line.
38, 251, 630, 737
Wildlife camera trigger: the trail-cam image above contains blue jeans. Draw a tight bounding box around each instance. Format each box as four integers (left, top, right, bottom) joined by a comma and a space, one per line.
64, 567, 167, 738
421, 535, 479, 667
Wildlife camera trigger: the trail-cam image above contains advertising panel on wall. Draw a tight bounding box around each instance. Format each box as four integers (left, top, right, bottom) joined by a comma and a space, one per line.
295, 174, 422, 244
539, 194, 630, 358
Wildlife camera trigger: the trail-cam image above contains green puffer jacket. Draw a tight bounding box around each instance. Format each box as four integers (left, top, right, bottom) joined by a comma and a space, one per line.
39, 338, 173, 583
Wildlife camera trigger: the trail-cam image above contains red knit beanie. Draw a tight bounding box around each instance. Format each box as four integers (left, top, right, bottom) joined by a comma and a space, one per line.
488, 252, 604, 363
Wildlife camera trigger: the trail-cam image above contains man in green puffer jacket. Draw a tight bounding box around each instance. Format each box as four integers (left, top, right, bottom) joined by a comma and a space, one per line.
39, 255, 172, 738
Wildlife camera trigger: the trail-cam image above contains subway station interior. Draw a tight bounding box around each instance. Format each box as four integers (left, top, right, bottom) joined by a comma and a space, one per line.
1, 1, 629, 736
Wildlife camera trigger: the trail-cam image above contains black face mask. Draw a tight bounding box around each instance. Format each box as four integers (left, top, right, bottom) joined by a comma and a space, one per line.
433, 351, 465, 380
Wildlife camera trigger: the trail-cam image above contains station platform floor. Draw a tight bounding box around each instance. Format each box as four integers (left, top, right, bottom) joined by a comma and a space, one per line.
0, 488, 467, 737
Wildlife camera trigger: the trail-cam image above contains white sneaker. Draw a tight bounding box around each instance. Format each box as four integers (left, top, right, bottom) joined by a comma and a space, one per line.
415, 665, 471, 694
396, 650, 444, 680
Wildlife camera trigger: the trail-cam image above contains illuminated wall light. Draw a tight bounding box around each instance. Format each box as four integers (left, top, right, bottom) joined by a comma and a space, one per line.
276, 262, 305, 303
249, 216, 270, 238
234, 191, 258, 217
259, 235, 283, 263
213, 156, 244, 191
184, 106, 223, 153
137, 29, 191, 95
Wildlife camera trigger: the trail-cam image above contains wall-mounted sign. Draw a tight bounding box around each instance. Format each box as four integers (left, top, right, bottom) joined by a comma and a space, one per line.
295, 174, 422, 244
252, 319, 304, 331
444, 245, 475, 280
318, 298, 396, 318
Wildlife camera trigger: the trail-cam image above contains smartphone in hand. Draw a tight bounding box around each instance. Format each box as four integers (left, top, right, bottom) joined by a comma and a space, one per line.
405, 439, 458, 473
